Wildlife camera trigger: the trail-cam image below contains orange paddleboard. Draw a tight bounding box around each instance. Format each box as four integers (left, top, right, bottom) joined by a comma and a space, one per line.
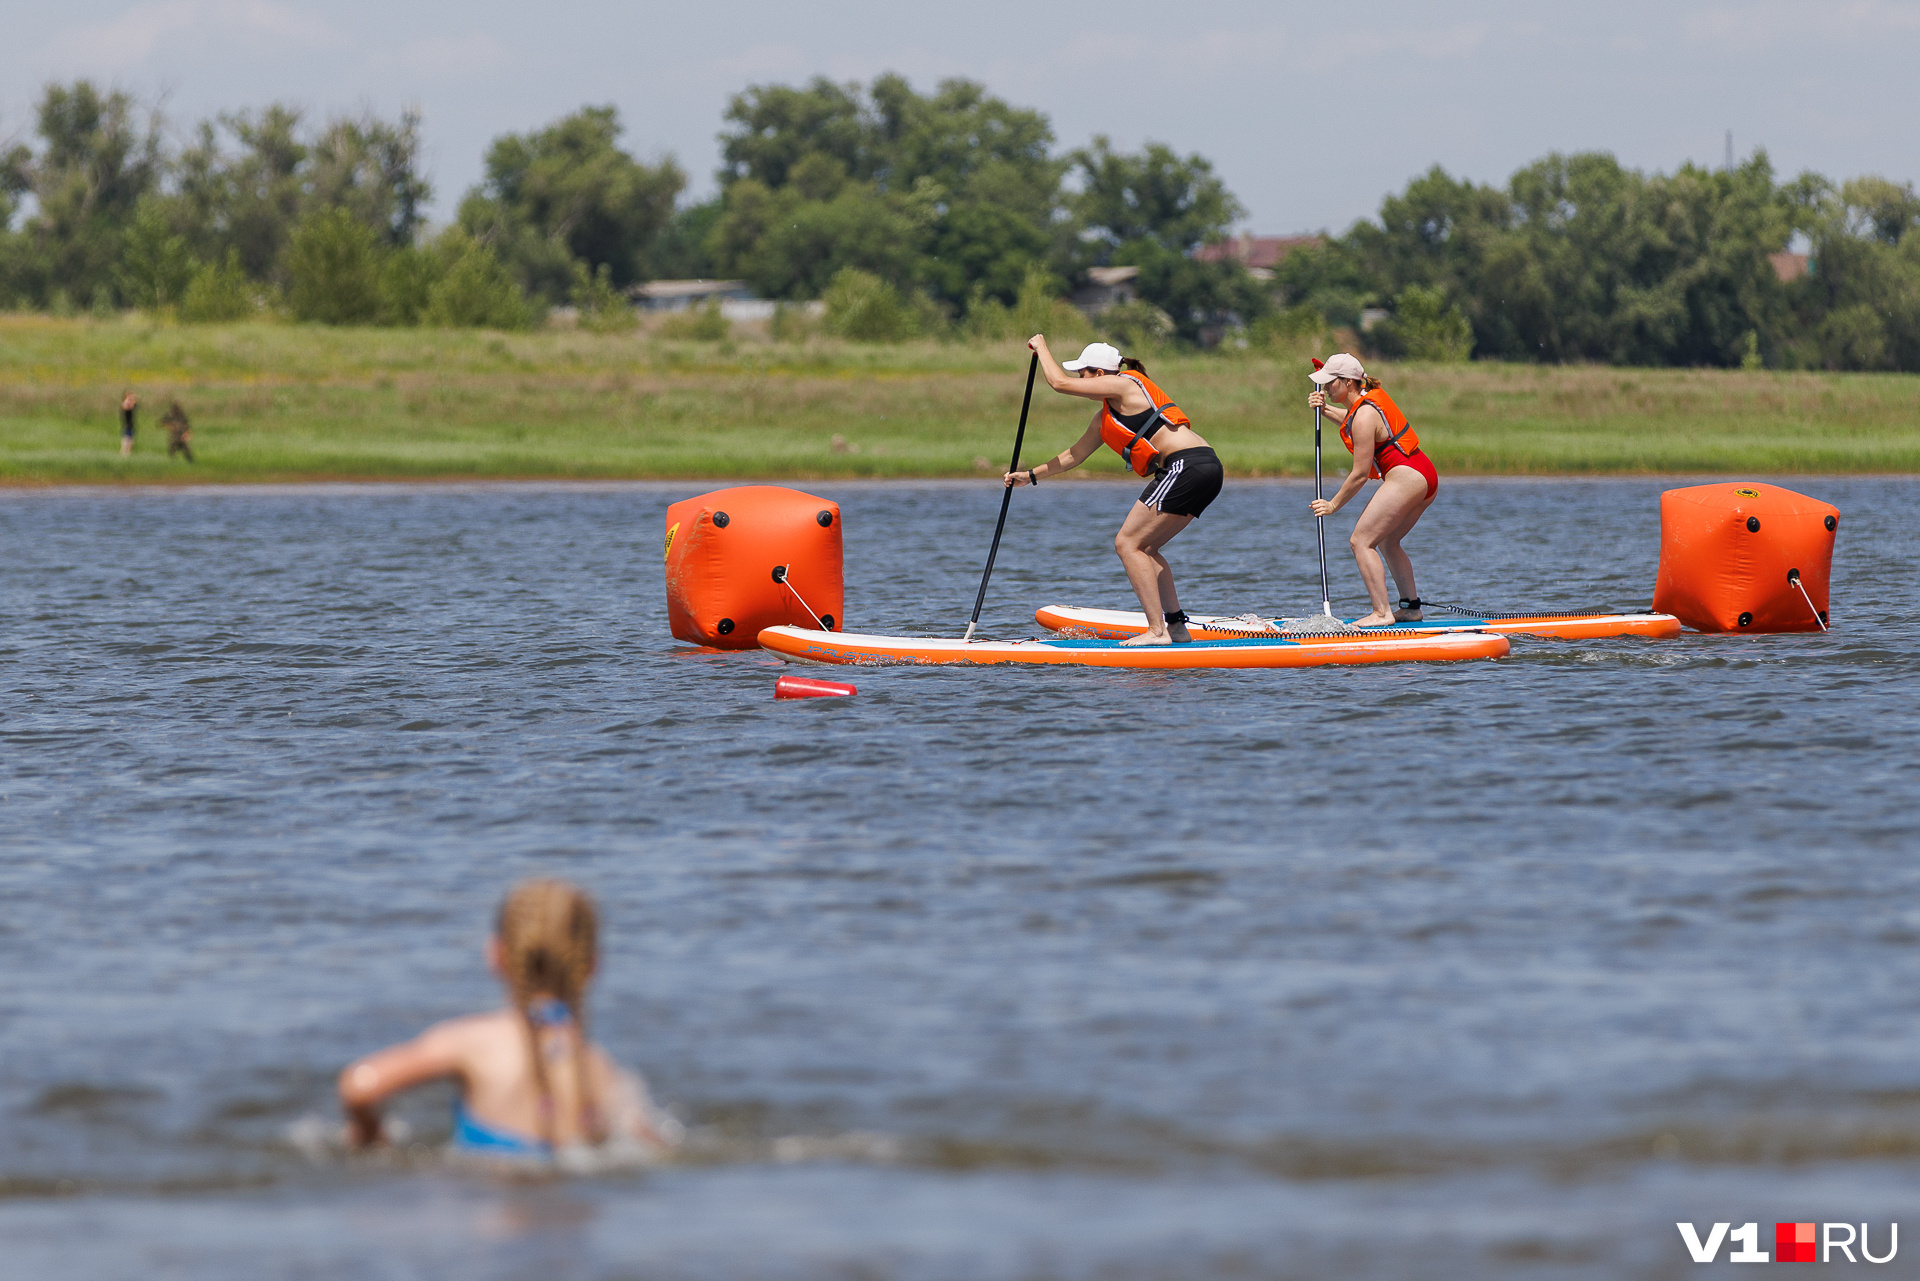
757, 625, 1508, 670
1034, 604, 1681, 642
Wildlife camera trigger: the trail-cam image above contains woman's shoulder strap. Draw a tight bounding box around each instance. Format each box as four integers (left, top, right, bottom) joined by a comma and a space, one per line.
1349, 393, 1388, 430
1118, 368, 1167, 403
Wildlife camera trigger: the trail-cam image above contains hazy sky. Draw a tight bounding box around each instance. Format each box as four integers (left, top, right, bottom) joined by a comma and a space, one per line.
10, 1, 1919, 233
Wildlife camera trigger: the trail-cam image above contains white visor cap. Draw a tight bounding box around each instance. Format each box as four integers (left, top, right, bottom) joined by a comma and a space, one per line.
1309, 352, 1366, 385
1061, 342, 1122, 372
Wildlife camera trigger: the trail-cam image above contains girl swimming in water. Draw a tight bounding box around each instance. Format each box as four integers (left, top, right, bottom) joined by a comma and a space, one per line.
338, 879, 676, 1163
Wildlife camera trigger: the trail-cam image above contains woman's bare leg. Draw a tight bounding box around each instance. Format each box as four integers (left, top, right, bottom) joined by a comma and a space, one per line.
1347, 470, 1429, 626
1115, 503, 1195, 644
1148, 549, 1180, 616
1381, 489, 1436, 619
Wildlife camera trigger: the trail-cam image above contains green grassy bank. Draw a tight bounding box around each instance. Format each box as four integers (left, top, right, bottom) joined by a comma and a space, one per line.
4, 315, 1918, 483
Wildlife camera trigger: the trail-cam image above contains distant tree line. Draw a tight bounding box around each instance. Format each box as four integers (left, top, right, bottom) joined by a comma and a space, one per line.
1278, 153, 1920, 372
0, 77, 1257, 343
3, 77, 1917, 368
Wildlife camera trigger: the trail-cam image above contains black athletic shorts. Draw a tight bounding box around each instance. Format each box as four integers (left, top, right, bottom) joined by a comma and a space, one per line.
1138, 446, 1223, 517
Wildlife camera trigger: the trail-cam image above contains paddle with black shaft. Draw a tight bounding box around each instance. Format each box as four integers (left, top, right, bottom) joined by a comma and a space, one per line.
1278, 358, 1357, 635
964, 352, 1039, 642
1313, 385, 1334, 618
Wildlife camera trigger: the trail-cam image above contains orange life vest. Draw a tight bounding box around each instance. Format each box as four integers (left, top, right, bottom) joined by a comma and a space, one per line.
1338, 389, 1421, 480
1098, 371, 1191, 477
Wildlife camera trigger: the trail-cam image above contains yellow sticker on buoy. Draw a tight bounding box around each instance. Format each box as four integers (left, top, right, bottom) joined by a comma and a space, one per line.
663, 522, 679, 561
1734, 488, 1759, 497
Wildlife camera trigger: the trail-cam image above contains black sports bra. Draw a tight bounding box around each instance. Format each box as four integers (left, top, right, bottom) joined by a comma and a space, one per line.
1106, 401, 1161, 436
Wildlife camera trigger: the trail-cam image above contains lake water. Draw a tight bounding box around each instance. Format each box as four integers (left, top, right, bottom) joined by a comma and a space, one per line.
2, 476, 1915, 1279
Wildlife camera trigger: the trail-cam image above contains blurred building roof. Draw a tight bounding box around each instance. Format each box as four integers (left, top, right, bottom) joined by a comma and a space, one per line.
1071, 266, 1141, 316
1769, 251, 1810, 284
1193, 233, 1323, 274
630, 279, 759, 310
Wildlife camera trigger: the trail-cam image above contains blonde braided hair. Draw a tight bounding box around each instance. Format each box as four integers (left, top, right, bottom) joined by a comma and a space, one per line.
496, 880, 602, 1145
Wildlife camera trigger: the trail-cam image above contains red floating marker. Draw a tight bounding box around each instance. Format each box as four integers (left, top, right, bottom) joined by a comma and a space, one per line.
774, 674, 858, 700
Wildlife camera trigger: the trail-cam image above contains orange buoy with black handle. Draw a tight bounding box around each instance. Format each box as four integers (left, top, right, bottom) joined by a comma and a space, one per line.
664, 485, 844, 649
1652, 482, 1838, 633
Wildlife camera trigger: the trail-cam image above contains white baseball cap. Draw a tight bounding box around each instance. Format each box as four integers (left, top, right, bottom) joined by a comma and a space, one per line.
1061, 342, 1122, 371
1309, 352, 1366, 385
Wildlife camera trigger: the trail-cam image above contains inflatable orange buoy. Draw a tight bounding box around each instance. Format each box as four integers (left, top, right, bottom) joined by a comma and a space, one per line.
665, 486, 844, 649
774, 675, 857, 699
1652, 483, 1838, 633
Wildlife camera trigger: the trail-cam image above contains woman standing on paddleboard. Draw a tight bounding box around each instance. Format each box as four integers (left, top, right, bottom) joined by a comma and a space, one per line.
1306, 353, 1438, 627
1005, 337, 1223, 645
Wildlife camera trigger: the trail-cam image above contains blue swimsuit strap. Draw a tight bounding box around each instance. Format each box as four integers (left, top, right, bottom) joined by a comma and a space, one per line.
451, 1099, 550, 1156
527, 997, 572, 1028
449, 1000, 579, 1155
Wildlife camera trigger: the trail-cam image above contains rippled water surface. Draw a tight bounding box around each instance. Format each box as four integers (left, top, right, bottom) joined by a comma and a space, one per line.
3, 477, 1916, 1279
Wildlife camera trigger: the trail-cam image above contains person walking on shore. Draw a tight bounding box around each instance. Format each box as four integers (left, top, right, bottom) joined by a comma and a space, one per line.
1004, 337, 1223, 645
119, 391, 137, 458
1306, 354, 1439, 627
162, 401, 194, 463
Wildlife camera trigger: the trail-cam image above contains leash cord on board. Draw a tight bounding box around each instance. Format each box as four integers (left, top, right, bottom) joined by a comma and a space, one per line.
1422, 601, 1626, 622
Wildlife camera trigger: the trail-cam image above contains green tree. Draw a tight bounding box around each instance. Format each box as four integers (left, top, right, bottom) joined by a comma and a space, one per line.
1072, 137, 1241, 254
172, 106, 308, 281
11, 81, 162, 307
650, 197, 722, 279
424, 230, 532, 329
1834, 175, 1920, 245
0, 138, 28, 228
170, 104, 430, 285
377, 246, 442, 326
1287, 150, 1821, 368
459, 106, 683, 301
962, 265, 1089, 344
710, 75, 1063, 312
713, 178, 932, 300
719, 79, 870, 190
306, 110, 432, 248
1381, 284, 1473, 361
571, 260, 637, 333
821, 267, 919, 341
1268, 237, 1379, 335
870, 75, 1063, 309
1114, 239, 1267, 345
284, 206, 382, 324
117, 196, 194, 308
180, 249, 258, 321
1068, 137, 1256, 342
0, 141, 27, 304
1788, 176, 1920, 370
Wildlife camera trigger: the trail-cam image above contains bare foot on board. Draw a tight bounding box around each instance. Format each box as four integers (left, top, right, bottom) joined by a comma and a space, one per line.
1352, 611, 1396, 627
1118, 629, 1173, 646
